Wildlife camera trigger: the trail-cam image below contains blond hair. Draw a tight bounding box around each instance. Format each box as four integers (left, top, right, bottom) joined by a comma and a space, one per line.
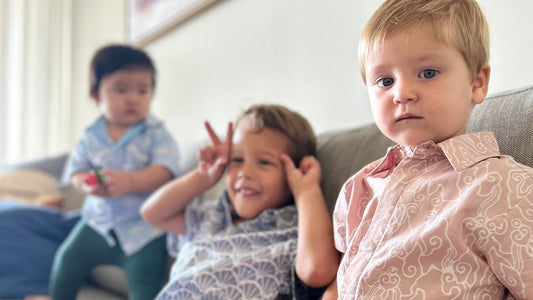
359, 0, 490, 82
235, 104, 316, 165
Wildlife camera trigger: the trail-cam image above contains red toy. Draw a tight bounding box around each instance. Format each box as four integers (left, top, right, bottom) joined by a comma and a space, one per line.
85, 170, 105, 186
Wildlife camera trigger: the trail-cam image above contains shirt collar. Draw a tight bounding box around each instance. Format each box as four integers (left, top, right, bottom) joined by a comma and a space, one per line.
371, 132, 501, 174
438, 132, 500, 171
88, 114, 160, 148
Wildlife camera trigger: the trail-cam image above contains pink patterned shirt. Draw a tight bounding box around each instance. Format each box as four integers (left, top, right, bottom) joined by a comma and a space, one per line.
333, 132, 533, 300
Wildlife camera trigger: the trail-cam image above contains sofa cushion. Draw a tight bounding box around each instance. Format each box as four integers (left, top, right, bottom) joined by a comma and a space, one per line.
90, 266, 129, 297
468, 85, 533, 168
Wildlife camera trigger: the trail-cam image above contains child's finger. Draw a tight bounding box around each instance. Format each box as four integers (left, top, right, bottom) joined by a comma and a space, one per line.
213, 157, 228, 170
280, 154, 296, 172
224, 123, 233, 143
299, 156, 314, 173
199, 147, 208, 162
204, 121, 221, 145
224, 122, 233, 150
300, 156, 322, 181
99, 170, 113, 183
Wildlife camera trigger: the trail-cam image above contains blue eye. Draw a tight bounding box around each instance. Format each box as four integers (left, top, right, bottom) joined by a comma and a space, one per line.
419, 69, 438, 79
377, 77, 394, 87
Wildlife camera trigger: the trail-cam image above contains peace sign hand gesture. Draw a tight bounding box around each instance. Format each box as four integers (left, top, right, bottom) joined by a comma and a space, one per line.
198, 121, 233, 186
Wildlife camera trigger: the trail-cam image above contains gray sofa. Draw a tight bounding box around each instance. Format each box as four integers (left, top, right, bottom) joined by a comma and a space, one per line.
1, 85, 532, 299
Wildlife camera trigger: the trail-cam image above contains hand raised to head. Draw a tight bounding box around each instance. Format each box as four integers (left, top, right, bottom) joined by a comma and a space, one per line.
280, 154, 322, 203
198, 121, 233, 184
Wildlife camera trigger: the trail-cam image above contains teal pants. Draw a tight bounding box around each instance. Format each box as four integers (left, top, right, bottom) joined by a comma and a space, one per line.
49, 220, 167, 300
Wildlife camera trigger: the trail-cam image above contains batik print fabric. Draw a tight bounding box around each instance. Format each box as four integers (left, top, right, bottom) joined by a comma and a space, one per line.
159, 192, 298, 300
333, 132, 533, 300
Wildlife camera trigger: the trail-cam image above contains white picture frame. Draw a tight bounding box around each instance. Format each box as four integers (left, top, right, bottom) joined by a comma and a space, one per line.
127, 0, 220, 47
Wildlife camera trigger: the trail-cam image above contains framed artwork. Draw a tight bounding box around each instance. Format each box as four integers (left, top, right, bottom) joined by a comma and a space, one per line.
127, 0, 220, 47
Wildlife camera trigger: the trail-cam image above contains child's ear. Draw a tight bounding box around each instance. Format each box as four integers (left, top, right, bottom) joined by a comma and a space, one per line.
90, 90, 100, 103
471, 64, 491, 105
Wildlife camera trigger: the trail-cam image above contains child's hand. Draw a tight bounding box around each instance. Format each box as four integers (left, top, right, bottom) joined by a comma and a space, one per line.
85, 170, 105, 186
280, 154, 322, 202
100, 169, 133, 197
76, 171, 108, 196
198, 121, 233, 185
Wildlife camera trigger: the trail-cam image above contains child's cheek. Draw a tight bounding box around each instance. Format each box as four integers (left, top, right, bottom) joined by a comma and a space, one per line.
225, 173, 235, 197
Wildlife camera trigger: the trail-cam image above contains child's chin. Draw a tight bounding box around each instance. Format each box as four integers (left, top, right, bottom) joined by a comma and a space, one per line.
395, 133, 433, 148
233, 208, 260, 221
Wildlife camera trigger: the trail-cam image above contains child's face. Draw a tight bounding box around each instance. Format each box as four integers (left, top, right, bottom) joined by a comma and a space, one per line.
364, 26, 488, 148
225, 123, 292, 221
93, 69, 153, 128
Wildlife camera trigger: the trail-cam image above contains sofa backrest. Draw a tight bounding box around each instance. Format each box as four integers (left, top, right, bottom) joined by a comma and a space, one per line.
316, 84, 533, 215
316, 124, 394, 214
467, 85, 533, 168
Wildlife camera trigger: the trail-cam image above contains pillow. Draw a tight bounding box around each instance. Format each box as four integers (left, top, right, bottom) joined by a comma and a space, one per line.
0, 169, 64, 208
0, 201, 80, 298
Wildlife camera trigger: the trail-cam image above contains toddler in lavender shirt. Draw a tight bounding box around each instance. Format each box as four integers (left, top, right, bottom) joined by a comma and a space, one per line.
329, 0, 533, 299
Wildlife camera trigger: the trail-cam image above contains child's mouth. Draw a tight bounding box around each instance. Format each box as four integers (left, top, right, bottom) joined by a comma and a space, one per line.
236, 188, 259, 196
397, 113, 422, 121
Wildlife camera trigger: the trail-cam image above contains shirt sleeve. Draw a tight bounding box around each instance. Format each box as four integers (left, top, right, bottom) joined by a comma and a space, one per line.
148, 123, 181, 177
333, 179, 351, 254
332, 159, 383, 254
167, 194, 228, 257
484, 194, 533, 299
167, 197, 203, 257
62, 134, 92, 184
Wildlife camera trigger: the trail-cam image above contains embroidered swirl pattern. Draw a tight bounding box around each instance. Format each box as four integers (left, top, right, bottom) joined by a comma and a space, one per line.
333, 133, 533, 299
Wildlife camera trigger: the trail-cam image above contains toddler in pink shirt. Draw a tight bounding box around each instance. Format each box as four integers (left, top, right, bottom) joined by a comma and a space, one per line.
330, 0, 533, 299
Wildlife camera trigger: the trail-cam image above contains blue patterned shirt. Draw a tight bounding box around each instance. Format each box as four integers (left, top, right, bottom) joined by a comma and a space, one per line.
65, 114, 181, 255
160, 192, 299, 299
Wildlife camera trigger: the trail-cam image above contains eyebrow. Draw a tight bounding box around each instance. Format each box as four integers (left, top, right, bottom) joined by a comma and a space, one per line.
113, 81, 151, 87
367, 54, 444, 74
258, 151, 280, 159
364, 64, 390, 82
230, 148, 280, 159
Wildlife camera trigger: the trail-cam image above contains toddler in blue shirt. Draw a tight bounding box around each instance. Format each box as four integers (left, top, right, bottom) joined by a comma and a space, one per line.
31, 44, 181, 300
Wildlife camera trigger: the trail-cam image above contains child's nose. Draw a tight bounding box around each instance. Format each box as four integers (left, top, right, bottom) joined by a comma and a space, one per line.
237, 163, 254, 179
393, 80, 417, 104
126, 91, 140, 103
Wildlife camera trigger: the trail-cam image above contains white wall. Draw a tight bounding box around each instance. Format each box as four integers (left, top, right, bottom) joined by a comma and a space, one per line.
70, 0, 533, 148
70, 0, 125, 142
480, 0, 533, 95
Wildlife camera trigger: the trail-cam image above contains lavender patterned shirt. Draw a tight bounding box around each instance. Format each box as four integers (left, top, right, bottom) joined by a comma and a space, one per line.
159, 192, 298, 299
65, 114, 181, 255
333, 132, 533, 299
